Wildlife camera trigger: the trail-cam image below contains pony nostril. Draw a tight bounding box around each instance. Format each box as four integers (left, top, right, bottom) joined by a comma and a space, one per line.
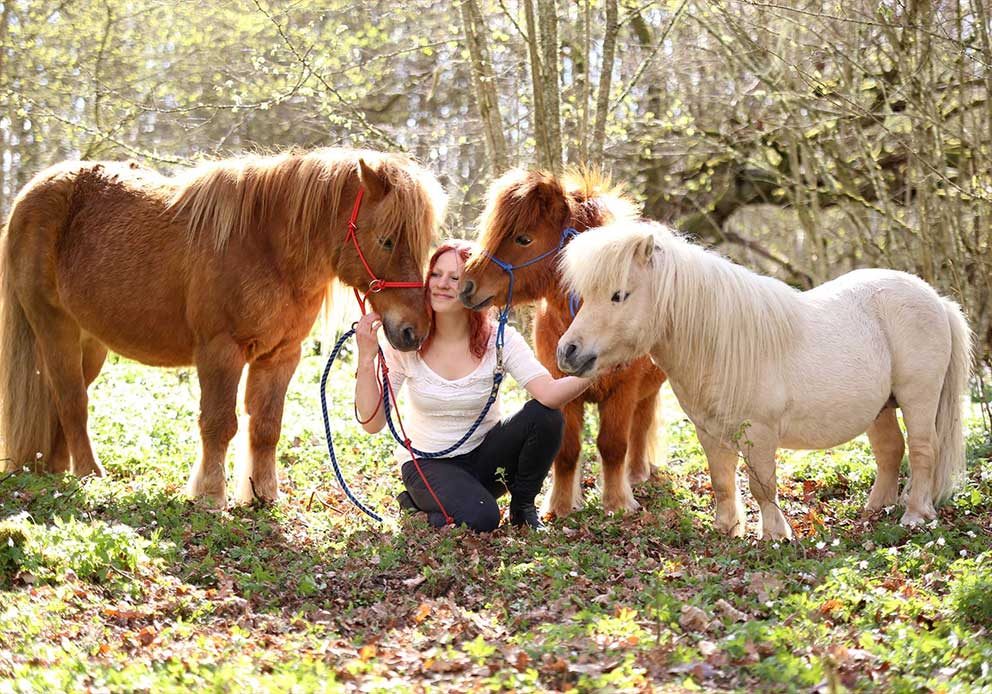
461, 280, 475, 297
564, 342, 578, 359
402, 326, 416, 346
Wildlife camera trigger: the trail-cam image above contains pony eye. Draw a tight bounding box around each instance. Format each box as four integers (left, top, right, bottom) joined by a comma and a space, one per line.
380, 236, 394, 251
611, 290, 629, 303
515, 234, 533, 246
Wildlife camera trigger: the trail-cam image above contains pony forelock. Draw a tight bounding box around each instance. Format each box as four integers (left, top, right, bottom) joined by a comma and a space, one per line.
474, 167, 639, 261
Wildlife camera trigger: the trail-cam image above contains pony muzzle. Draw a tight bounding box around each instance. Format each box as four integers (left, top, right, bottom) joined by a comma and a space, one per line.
458, 281, 494, 311
557, 341, 597, 376
382, 318, 424, 352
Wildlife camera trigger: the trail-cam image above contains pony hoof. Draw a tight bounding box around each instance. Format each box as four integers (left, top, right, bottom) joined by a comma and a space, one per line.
603, 497, 641, 515
716, 518, 746, 538
865, 486, 899, 512
546, 503, 580, 519
190, 493, 228, 511
900, 506, 936, 527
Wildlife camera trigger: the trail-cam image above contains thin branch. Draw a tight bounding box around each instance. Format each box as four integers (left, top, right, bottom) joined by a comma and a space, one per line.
610, 0, 689, 114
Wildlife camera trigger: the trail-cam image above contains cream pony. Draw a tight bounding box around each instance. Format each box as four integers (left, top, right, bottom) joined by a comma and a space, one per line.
557, 220, 972, 539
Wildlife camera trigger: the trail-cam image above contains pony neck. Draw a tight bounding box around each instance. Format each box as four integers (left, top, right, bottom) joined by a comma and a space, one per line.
646, 241, 800, 426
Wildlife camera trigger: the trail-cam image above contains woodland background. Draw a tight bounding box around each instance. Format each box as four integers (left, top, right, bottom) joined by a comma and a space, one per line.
2, 0, 991, 360
3, 3, 992, 691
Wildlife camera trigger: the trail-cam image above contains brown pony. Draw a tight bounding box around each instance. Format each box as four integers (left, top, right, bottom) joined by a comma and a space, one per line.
0, 148, 446, 507
460, 169, 667, 516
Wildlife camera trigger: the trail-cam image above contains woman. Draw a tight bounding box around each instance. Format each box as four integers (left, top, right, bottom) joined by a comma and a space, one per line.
354, 239, 591, 531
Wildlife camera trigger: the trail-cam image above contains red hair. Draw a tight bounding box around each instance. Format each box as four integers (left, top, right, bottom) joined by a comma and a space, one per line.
420, 239, 494, 359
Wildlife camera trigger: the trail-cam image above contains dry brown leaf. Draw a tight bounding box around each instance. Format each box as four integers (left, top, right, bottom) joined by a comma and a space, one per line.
679, 605, 710, 633
412, 603, 431, 623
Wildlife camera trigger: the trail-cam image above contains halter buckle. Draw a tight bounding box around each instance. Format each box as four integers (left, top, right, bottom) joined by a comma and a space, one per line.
368, 279, 385, 293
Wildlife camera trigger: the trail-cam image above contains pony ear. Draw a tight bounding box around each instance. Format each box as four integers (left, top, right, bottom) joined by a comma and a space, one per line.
357, 159, 392, 202
637, 232, 656, 266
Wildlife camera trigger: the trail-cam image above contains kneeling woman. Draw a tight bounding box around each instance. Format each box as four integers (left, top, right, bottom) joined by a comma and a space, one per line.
354, 240, 591, 531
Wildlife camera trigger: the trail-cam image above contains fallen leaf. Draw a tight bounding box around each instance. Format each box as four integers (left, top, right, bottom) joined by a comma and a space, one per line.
819, 599, 843, 616
137, 626, 157, 646
412, 602, 431, 623
513, 650, 531, 672
679, 605, 710, 633
403, 575, 427, 589
714, 599, 748, 622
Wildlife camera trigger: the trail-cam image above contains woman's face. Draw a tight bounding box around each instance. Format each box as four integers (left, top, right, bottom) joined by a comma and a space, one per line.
428, 250, 466, 314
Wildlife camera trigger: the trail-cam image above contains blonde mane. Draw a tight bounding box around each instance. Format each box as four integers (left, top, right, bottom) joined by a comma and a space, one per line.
563, 221, 801, 428
168, 148, 442, 268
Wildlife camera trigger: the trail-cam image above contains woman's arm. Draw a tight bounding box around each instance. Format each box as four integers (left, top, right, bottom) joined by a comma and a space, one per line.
523, 374, 593, 409
354, 312, 387, 434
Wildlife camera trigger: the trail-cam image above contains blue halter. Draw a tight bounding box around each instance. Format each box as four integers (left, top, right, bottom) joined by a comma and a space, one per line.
483, 227, 581, 366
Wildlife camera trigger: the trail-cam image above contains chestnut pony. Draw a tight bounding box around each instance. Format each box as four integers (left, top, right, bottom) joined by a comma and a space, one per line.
0, 148, 445, 507
460, 170, 667, 516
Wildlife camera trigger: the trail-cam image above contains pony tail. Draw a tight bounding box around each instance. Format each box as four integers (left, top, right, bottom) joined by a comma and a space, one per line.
932, 299, 973, 504
0, 230, 56, 472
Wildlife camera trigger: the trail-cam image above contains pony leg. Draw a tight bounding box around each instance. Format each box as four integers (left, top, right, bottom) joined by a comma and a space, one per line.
23, 309, 103, 478
46, 338, 108, 474
898, 394, 940, 526
187, 337, 245, 508
598, 395, 639, 513
235, 345, 302, 504
865, 407, 904, 511
543, 399, 584, 518
738, 428, 791, 540
697, 428, 745, 537
626, 386, 665, 484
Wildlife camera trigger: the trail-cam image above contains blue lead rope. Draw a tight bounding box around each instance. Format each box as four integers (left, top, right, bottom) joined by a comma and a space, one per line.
320, 327, 384, 522
321, 319, 509, 521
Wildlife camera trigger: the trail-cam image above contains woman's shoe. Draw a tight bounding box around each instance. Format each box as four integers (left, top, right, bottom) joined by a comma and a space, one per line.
509, 503, 546, 530
397, 491, 419, 513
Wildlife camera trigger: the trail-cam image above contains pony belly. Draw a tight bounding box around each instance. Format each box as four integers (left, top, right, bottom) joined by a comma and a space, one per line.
98, 335, 195, 368
778, 408, 880, 450
70, 303, 196, 367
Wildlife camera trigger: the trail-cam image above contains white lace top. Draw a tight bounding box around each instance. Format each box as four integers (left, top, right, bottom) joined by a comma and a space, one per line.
382, 325, 550, 461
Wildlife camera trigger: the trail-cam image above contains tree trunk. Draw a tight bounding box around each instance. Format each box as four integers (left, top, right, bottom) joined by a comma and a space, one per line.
523, 0, 550, 169
536, 0, 562, 172
459, 0, 509, 171
590, 0, 618, 164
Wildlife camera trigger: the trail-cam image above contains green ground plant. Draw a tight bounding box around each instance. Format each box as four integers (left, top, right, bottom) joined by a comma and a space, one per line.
1, 340, 990, 693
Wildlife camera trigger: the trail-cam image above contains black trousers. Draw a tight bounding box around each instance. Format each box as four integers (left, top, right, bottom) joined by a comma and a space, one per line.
401, 400, 565, 531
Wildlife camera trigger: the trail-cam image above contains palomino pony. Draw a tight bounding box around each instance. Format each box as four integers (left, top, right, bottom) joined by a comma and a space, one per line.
558, 220, 972, 539
1, 148, 445, 507
459, 170, 667, 516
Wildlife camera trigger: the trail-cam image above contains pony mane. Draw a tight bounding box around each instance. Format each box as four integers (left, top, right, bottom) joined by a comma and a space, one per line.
564, 220, 801, 430
168, 148, 443, 268
475, 168, 640, 259
560, 167, 641, 230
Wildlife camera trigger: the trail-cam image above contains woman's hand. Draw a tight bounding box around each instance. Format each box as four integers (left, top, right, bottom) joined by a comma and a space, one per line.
354, 311, 387, 433
355, 312, 382, 365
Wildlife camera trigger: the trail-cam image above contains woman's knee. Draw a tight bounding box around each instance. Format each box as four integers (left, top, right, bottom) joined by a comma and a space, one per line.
523, 399, 565, 436
460, 497, 501, 532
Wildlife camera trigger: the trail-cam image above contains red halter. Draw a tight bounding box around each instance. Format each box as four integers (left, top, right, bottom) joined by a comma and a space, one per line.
345, 188, 423, 314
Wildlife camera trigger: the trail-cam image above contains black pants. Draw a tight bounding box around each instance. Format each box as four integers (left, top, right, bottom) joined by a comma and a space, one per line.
401, 400, 565, 531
